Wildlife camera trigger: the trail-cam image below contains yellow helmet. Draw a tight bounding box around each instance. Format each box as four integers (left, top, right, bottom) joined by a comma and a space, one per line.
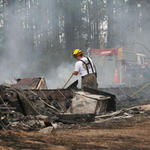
72, 49, 83, 58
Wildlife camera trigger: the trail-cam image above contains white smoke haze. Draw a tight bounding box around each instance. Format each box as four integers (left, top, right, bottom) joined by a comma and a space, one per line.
95, 0, 150, 87
0, 1, 72, 88
0, 1, 149, 88
0, 1, 81, 89
0, 17, 33, 83
46, 63, 80, 89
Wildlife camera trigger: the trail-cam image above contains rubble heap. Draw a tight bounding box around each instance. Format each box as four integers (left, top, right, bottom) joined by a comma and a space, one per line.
0, 85, 116, 132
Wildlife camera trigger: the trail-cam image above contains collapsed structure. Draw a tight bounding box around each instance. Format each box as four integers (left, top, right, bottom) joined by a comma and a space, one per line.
0, 78, 116, 132
0, 77, 150, 136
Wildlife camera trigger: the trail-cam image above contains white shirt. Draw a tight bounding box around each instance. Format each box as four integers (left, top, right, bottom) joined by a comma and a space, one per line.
74, 56, 96, 77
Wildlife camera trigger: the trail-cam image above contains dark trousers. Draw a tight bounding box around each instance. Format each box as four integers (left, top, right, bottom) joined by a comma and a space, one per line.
82, 73, 98, 89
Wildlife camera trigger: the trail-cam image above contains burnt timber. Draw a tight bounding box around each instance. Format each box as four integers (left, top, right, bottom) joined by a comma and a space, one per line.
0, 85, 116, 116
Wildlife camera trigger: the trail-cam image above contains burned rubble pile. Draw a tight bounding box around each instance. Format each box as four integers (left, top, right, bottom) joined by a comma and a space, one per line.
1, 77, 150, 134
101, 82, 150, 109
0, 83, 116, 132
95, 104, 150, 122
58, 104, 150, 130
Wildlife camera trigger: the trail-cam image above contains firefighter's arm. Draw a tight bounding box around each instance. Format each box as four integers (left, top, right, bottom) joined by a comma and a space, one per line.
72, 71, 78, 75
73, 62, 80, 75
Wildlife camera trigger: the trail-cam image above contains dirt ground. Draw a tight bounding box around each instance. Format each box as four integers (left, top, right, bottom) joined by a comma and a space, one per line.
0, 114, 150, 150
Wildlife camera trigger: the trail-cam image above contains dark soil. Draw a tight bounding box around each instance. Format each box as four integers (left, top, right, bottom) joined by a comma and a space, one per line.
0, 113, 150, 150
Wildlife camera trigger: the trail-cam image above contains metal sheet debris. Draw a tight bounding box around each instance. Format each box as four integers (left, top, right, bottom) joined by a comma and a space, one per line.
12, 77, 47, 89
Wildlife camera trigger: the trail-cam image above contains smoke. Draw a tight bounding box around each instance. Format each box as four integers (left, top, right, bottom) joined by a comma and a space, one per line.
96, 0, 150, 87
0, 0, 76, 88
46, 63, 80, 89
0, 0, 149, 89
0, 6, 30, 82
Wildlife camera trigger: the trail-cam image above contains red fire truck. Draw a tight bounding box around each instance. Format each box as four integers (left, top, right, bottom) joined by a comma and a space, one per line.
89, 48, 149, 87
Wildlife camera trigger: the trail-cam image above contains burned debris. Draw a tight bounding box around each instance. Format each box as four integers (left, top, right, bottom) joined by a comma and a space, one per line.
1, 77, 150, 135
0, 78, 116, 132
12, 77, 47, 89
101, 82, 150, 110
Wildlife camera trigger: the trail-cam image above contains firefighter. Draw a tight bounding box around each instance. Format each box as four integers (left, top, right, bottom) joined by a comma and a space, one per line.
72, 49, 98, 89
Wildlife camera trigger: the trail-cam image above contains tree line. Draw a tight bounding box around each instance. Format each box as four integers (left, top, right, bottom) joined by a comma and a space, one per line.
0, 0, 149, 73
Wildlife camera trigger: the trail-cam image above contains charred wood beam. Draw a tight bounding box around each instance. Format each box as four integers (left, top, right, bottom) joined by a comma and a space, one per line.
56, 113, 95, 124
